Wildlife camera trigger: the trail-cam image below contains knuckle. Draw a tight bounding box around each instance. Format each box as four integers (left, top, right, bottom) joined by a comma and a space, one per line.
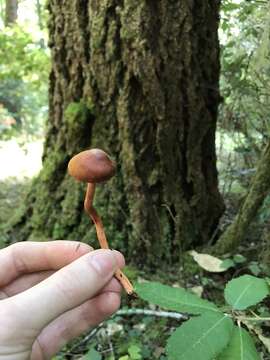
9, 243, 28, 275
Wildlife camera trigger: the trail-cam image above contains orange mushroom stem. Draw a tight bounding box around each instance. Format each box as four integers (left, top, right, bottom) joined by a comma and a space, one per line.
68, 148, 134, 295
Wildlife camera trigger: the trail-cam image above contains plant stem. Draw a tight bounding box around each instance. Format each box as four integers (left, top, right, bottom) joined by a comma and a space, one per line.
116, 308, 188, 320
238, 316, 270, 322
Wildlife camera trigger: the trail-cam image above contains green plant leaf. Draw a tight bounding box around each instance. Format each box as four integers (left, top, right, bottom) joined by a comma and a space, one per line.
128, 344, 142, 359
224, 275, 270, 310
81, 348, 101, 360
248, 262, 261, 276
218, 326, 260, 360
222, 3, 240, 12
166, 312, 233, 360
220, 258, 235, 270
233, 254, 247, 264
135, 282, 219, 315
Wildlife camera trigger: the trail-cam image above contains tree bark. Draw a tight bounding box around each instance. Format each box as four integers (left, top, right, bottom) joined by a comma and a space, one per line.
7, 0, 224, 268
214, 142, 270, 254
4, 0, 18, 25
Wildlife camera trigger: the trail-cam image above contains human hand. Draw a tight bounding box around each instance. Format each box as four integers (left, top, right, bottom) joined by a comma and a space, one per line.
0, 241, 124, 360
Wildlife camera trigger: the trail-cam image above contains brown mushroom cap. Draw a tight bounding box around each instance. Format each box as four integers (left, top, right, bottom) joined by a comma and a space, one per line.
68, 148, 116, 183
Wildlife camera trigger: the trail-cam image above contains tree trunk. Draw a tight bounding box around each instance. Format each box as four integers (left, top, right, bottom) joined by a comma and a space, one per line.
4, 0, 17, 25
7, 0, 224, 268
214, 142, 270, 254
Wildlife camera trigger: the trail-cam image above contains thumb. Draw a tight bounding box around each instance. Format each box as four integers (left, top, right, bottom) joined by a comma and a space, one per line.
8, 249, 123, 332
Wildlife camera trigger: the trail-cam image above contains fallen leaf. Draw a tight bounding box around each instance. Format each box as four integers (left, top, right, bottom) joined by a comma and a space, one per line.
189, 251, 233, 273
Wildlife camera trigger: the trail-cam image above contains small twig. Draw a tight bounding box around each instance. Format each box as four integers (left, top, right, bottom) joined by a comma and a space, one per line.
162, 204, 177, 223
207, 221, 221, 246
115, 308, 188, 320
66, 323, 104, 355
238, 316, 270, 322
66, 308, 187, 355
104, 327, 115, 359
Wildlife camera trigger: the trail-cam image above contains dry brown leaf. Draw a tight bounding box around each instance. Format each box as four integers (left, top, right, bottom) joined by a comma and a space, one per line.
189, 250, 230, 273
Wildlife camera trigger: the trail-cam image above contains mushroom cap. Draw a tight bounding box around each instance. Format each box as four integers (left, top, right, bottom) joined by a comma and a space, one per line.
68, 148, 116, 183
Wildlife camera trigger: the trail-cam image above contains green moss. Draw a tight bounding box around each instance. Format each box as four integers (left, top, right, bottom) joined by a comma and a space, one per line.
85, 98, 95, 113
64, 100, 94, 155
61, 179, 84, 224
181, 252, 201, 277
64, 101, 93, 124
31, 188, 57, 235
148, 168, 159, 186
52, 222, 66, 239
40, 150, 67, 182
261, 232, 270, 267
215, 144, 270, 255
90, 3, 109, 50
51, 177, 85, 239
22, 149, 68, 238
123, 265, 141, 281
120, 2, 144, 42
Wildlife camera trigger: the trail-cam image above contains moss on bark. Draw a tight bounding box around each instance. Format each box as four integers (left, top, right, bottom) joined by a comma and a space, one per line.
214, 143, 270, 254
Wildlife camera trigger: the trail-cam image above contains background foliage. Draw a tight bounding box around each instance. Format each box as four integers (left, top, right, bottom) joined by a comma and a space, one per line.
0, 0, 49, 139
219, 0, 270, 190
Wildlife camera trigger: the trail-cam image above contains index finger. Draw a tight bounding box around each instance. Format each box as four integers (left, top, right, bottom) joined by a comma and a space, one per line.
0, 241, 92, 287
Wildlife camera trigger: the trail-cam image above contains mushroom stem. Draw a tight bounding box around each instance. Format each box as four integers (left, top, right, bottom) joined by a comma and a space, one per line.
84, 183, 134, 295
84, 183, 109, 249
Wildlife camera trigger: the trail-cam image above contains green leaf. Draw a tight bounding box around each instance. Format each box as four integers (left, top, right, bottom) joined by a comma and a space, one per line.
136, 282, 219, 315
128, 344, 142, 359
224, 275, 270, 310
233, 254, 247, 264
166, 312, 233, 360
222, 3, 240, 12
248, 263, 261, 276
81, 348, 101, 360
220, 258, 235, 270
218, 326, 260, 360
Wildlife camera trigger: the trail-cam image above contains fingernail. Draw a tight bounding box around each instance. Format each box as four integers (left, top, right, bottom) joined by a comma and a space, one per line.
89, 250, 117, 277
111, 249, 125, 268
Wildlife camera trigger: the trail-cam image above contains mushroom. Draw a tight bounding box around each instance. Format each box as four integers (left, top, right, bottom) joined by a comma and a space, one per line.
68, 148, 134, 295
